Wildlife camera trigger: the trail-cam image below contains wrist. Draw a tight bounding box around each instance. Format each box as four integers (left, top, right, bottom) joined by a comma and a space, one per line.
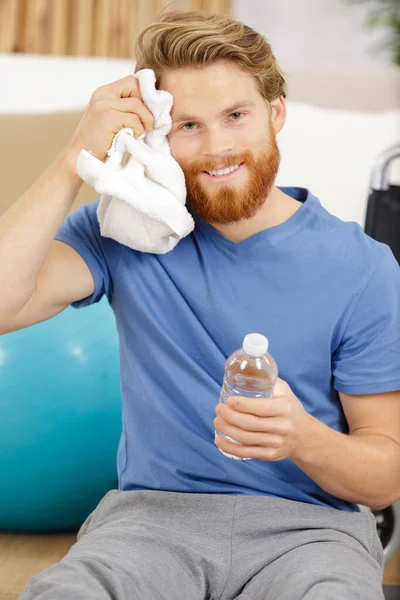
291, 411, 326, 464
56, 146, 84, 186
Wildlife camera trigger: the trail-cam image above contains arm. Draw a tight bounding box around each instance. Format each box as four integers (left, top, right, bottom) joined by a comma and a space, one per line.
290, 389, 400, 511
0, 75, 154, 333
214, 381, 400, 511
0, 150, 86, 328
215, 246, 400, 509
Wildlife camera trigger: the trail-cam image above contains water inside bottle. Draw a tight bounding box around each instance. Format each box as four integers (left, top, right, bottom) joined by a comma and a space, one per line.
215, 350, 277, 457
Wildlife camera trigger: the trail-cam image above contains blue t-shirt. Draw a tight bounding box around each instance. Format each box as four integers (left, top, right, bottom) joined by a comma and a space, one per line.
55, 187, 400, 512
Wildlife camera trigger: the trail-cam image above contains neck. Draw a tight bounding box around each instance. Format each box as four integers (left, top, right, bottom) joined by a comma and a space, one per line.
209, 186, 303, 243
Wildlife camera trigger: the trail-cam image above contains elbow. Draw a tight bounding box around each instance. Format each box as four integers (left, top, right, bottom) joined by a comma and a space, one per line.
0, 316, 13, 335
0, 321, 9, 336
369, 493, 400, 512
0, 317, 18, 336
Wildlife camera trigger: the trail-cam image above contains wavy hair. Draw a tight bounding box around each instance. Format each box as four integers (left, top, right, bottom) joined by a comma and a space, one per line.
134, 10, 287, 103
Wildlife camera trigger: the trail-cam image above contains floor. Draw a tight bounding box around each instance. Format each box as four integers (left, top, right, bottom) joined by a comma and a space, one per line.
0, 530, 398, 599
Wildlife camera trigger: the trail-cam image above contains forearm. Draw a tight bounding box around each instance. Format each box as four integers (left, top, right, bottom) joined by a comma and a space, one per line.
0, 148, 82, 319
292, 413, 400, 510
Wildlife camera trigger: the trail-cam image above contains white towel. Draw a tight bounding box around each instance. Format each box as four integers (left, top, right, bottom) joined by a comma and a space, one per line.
76, 69, 195, 254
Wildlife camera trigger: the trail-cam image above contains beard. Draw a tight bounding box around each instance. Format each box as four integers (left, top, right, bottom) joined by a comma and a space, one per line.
181, 131, 280, 225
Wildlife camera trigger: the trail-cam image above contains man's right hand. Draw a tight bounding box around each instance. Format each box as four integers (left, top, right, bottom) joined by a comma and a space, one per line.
65, 75, 155, 164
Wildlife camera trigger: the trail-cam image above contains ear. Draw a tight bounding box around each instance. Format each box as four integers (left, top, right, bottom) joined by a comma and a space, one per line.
269, 96, 286, 134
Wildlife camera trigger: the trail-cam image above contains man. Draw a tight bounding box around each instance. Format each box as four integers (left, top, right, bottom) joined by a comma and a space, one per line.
1, 10, 399, 600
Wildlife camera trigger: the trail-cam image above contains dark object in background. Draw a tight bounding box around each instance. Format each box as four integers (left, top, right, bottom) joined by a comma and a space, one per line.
373, 502, 400, 565
365, 143, 400, 587
383, 584, 400, 600
365, 144, 400, 265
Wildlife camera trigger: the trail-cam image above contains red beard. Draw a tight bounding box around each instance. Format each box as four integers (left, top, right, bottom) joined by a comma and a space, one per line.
182, 132, 280, 224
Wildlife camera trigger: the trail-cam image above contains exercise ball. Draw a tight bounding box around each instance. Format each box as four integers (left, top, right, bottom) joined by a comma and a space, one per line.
0, 298, 122, 532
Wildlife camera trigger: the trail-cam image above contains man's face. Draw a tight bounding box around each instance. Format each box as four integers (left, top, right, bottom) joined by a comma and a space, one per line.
160, 61, 281, 224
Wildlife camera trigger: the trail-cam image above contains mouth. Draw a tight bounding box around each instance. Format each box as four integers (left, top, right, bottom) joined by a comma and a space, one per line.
202, 162, 244, 182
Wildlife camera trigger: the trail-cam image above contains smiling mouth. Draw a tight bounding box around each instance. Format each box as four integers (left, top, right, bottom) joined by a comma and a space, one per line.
202, 162, 244, 178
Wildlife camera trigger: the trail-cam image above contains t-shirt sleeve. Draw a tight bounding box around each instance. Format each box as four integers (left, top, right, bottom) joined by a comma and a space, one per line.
332, 246, 400, 395
55, 200, 117, 309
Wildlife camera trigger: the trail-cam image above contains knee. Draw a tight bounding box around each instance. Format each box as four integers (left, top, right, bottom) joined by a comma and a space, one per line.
19, 562, 78, 600
20, 572, 48, 600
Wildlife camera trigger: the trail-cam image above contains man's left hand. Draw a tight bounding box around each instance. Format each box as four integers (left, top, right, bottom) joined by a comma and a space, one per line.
213, 377, 311, 461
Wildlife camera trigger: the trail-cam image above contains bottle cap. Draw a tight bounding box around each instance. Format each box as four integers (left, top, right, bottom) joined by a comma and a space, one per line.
242, 333, 269, 357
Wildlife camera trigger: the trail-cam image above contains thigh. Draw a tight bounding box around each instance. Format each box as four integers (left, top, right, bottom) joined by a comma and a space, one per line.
21, 490, 213, 600
20, 554, 135, 600
235, 539, 384, 600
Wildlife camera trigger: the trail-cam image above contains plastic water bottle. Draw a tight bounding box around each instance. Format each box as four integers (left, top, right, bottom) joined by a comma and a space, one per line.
215, 333, 278, 460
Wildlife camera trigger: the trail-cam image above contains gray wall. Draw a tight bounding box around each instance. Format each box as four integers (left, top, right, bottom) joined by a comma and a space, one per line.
232, 0, 392, 67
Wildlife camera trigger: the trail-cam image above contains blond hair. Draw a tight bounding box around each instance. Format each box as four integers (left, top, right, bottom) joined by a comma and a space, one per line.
134, 10, 287, 103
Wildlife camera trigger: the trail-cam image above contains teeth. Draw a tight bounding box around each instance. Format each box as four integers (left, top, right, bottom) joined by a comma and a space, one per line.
207, 164, 241, 177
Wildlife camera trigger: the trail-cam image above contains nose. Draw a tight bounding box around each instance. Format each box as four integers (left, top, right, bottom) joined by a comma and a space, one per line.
202, 127, 234, 159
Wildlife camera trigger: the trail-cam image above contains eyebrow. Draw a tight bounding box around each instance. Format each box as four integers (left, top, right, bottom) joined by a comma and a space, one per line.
172, 102, 256, 124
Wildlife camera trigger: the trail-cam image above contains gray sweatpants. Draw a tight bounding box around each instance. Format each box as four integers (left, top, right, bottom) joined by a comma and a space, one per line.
20, 490, 385, 600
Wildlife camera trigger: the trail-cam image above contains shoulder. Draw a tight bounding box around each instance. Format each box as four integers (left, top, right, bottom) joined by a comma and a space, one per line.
66, 200, 115, 248
67, 199, 100, 231
306, 191, 395, 288
58, 199, 122, 265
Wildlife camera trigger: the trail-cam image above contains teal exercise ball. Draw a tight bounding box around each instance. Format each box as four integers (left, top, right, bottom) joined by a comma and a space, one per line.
0, 298, 121, 532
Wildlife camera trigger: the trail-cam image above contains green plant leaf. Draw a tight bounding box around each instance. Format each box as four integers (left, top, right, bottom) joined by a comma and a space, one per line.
343, 0, 400, 66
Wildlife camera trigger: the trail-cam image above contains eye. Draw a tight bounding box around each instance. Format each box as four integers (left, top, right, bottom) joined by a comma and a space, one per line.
230, 112, 244, 120
179, 112, 245, 131
181, 122, 197, 131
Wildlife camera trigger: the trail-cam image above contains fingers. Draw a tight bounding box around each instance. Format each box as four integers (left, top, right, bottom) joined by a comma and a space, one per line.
225, 395, 288, 417
216, 405, 289, 433
90, 98, 152, 139
215, 424, 281, 448
214, 436, 281, 461
90, 81, 154, 138
91, 75, 142, 101
67, 75, 157, 161
109, 112, 145, 139
109, 97, 154, 133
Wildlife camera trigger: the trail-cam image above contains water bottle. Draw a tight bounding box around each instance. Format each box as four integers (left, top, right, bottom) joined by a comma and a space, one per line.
215, 333, 278, 460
